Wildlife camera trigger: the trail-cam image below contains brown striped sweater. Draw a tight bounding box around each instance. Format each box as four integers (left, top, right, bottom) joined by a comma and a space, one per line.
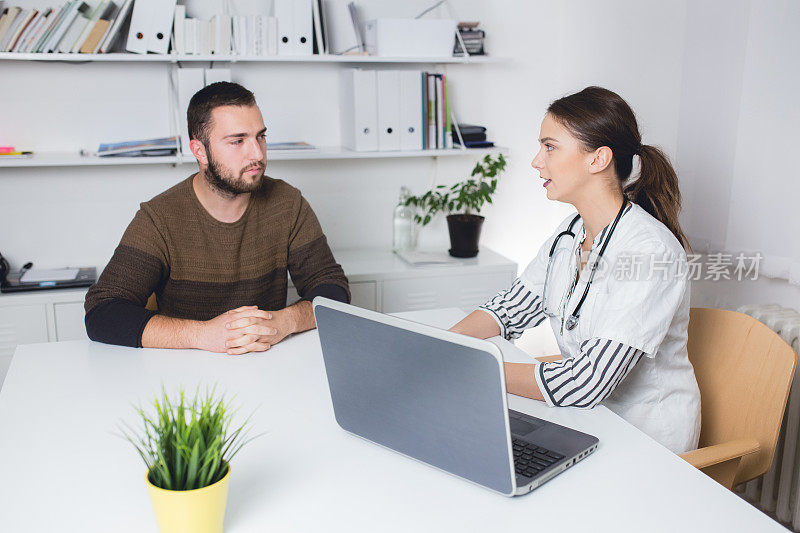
84, 175, 350, 347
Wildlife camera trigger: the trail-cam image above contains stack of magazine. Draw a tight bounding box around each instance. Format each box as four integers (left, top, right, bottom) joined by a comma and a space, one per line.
97, 136, 178, 157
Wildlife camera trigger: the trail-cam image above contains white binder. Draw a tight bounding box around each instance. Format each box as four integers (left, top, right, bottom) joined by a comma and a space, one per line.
146, 0, 175, 54
266, 16, 277, 55
177, 67, 206, 156
399, 70, 423, 151
274, 0, 292, 55
125, 0, 152, 53
376, 70, 401, 152
293, 0, 312, 55
172, 4, 185, 55
211, 14, 230, 56
340, 69, 378, 152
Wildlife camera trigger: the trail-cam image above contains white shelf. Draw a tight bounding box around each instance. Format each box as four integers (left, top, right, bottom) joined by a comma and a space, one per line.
0, 146, 507, 168
0, 52, 505, 64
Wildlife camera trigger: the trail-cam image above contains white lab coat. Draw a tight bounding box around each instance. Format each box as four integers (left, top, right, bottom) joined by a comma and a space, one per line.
523, 202, 701, 454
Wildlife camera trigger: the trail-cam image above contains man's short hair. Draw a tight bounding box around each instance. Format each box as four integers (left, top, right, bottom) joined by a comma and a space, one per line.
187, 82, 257, 145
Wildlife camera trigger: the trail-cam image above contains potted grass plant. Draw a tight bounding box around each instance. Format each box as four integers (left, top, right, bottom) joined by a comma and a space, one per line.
405, 153, 507, 257
121, 387, 256, 533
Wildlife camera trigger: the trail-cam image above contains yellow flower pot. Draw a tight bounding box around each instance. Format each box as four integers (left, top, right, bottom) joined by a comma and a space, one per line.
146, 465, 231, 533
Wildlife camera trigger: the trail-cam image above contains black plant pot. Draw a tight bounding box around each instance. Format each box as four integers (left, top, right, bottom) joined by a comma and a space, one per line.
447, 214, 485, 258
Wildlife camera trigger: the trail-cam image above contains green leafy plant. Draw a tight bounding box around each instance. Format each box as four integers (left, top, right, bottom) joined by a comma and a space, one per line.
404, 153, 507, 226
121, 386, 257, 491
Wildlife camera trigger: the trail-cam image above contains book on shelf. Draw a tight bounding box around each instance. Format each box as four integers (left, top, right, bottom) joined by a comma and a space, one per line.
0, 0, 460, 59
73, 1, 116, 53
341, 69, 454, 153
98, 0, 133, 53
12, 8, 48, 52
96, 136, 178, 157
0, 6, 24, 50
44, 2, 90, 53
422, 71, 452, 150
56, 7, 89, 53
3, 7, 36, 52
79, 2, 117, 53
267, 142, 318, 151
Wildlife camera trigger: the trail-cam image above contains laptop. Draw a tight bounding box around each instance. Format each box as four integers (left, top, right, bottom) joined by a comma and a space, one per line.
313, 298, 599, 497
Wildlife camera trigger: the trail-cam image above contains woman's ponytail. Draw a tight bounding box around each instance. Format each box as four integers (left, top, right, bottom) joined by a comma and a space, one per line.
625, 144, 689, 250
548, 86, 690, 251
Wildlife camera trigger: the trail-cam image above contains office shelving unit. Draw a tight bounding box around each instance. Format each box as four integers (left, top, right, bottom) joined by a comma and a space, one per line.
0, 52, 508, 168
0, 52, 505, 63
0, 145, 506, 168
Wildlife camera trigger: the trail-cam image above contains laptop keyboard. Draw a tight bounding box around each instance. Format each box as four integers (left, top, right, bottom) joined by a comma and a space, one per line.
512, 438, 565, 479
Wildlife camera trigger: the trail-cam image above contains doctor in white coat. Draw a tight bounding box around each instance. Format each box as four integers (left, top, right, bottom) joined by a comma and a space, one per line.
451, 86, 701, 454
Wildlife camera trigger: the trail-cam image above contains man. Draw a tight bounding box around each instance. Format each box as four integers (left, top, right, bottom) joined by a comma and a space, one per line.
85, 82, 349, 355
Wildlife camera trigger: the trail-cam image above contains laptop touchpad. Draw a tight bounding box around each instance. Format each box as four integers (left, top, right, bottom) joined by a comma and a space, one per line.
510, 417, 542, 436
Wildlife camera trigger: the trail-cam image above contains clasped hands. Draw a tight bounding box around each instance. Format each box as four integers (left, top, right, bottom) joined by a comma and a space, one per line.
199, 305, 297, 355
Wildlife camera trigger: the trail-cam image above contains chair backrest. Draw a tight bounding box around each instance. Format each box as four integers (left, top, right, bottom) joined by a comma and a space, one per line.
687, 308, 797, 486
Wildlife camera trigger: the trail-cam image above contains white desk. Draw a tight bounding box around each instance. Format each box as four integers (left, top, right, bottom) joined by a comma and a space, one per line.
0, 309, 784, 532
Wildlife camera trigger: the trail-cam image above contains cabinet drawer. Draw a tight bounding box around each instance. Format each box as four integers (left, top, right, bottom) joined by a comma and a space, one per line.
0, 304, 49, 345
381, 272, 513, 313
349, 281, 377, 311
54, 302, 89, 341
288, 281, 377, 311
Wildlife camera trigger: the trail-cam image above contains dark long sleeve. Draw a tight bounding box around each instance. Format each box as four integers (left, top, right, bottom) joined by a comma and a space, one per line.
287, 195, 350, 304
84, 208, 167, 347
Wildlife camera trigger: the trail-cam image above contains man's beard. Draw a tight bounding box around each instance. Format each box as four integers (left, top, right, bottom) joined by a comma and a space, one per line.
204, 146, 264, 197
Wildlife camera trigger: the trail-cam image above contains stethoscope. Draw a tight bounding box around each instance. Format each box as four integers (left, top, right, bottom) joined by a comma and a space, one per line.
542, 199, 628, 333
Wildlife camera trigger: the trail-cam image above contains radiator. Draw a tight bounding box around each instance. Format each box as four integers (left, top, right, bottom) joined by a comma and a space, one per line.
735, 304, 800, 530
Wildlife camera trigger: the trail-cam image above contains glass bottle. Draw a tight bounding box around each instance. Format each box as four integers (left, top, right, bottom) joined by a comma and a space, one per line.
393, 187, 416, 253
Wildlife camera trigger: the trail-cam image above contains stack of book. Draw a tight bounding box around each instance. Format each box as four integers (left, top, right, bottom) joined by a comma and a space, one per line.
97, 136, 177, 157
172, 7, 278, 57
454, 22, 485, 56
453, 124, 493, 148
0, 1, 135, 54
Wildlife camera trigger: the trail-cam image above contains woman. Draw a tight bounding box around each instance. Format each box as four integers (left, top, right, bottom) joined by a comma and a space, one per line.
451, 86, 701, 454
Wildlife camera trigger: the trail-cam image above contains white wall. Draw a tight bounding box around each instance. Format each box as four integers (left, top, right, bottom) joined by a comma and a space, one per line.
677, 0, 800, 311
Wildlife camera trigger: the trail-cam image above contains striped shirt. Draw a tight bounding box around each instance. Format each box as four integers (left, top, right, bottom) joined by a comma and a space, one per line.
479, 202, 700, 453
480, 281, 644, 408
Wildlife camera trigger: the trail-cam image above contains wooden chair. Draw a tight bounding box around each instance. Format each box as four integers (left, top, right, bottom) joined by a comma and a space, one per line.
680, 308, 797, 489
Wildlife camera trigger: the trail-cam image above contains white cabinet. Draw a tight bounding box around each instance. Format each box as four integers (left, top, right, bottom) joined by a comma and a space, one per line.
350, 281, 378, 311
287, 281, 378, 311
54, 302, 90, 341
0, 292, 84, 388
0, 304, 50, 345
0, 248, 516, 386
382, 273, 512, 313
